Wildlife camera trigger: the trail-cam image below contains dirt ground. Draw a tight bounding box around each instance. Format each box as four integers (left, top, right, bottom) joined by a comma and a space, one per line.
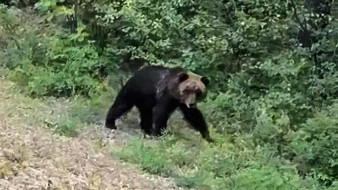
0, 76, 183, 190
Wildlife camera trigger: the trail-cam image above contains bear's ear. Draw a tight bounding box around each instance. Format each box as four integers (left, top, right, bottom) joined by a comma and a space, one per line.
201, 76, 209, 86
178, 73, 189, 82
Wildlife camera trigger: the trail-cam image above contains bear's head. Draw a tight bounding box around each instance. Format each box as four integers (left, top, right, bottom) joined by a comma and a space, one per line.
175, 72, 209, 108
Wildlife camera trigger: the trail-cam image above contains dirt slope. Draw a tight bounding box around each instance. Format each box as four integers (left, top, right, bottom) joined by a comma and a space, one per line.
0, 77, 181, 190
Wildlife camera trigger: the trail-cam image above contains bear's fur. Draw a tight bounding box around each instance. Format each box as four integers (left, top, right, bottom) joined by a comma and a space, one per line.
105, 65, 213, 142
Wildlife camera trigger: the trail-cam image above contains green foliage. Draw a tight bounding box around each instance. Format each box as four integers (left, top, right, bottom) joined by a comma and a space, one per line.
35, 0, 60, 12
44, 112, 81, 137
0, 7, 107, 97
54, 117, 80, 137
288, 102, 338, 185
117, 138, 174, 175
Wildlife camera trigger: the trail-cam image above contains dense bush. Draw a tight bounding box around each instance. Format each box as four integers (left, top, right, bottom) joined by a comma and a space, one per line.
288, 102, 338, 185
1, 0, 337, 189
0, 5, 107, 97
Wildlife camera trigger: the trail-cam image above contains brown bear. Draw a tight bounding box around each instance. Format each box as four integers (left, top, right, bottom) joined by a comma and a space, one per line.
105, 65, 213, 142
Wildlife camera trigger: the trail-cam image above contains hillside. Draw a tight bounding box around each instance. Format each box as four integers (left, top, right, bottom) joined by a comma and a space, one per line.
0, 77, 181, 190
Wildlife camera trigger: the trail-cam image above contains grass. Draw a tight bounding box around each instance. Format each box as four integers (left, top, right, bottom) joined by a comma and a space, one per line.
112, 125, 321, 190
0, 136, 30, 179
114, 128, 233, 189
117, 138, 174, 176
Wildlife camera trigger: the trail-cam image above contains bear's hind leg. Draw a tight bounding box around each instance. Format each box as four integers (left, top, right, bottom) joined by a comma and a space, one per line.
105, 96, 133, 129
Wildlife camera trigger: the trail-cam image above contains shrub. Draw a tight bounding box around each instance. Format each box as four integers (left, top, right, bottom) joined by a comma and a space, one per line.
288, 102, 338, 185
0, 6, 107, 97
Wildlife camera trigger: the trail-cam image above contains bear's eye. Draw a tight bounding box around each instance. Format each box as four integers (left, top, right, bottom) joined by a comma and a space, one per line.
178, 73, 189, 82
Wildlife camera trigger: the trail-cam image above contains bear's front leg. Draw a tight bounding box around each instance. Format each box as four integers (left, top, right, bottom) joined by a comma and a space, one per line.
152, 97, 178, 136
138, 107, 153, 135
179, 105, 214, 143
